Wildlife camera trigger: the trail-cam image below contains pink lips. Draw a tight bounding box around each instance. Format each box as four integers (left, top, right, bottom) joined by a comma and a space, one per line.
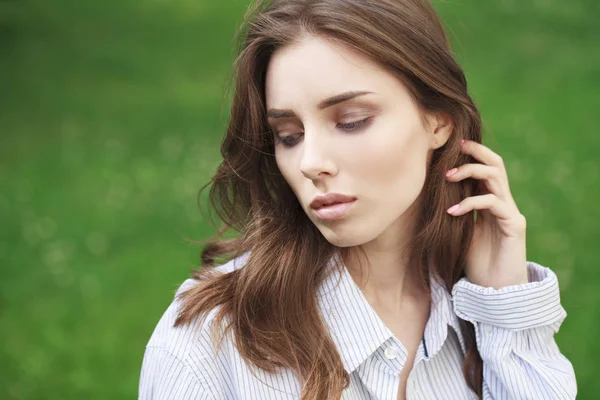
309, 193, 357, 221
313, 199, 357, 220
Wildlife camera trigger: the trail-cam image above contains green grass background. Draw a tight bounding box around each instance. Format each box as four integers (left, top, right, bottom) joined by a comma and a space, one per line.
1, 0, 598, 398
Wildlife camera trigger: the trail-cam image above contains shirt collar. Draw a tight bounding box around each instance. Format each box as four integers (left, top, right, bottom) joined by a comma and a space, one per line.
316, 253, 466, 374
426, 271, 467, 358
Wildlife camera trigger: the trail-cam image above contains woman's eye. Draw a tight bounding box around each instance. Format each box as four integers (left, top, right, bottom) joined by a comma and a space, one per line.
275, 117, 372, 148
276, 134, 301, 148
338, 117, 372, 131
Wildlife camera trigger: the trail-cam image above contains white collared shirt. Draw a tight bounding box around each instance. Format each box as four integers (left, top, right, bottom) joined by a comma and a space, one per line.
139, 252, 577, 399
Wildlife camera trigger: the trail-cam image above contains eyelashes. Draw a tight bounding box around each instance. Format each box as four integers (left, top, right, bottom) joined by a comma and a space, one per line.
339, 117, 371, 132
275, 117, 373, 148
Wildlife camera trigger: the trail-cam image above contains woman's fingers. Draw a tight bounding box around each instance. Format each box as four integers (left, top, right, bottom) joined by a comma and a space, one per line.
459, 139, 505, 168
446, 193, 513, 220
446, 162, 508, 200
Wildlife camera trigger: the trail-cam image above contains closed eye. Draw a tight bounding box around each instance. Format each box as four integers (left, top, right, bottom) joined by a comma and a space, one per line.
338, 117, 372, 131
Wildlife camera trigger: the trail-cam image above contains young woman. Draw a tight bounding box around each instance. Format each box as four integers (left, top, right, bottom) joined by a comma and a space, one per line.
139, 0, 577, 399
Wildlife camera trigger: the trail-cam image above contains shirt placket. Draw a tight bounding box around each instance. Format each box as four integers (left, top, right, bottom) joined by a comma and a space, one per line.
405, 338, 427, 400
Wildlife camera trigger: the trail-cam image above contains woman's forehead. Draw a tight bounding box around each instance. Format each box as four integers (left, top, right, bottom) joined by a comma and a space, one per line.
265, 36, 404, 112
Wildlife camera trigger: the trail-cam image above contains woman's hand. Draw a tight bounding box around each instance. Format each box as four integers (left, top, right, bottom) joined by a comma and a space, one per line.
445, 139, 528, 290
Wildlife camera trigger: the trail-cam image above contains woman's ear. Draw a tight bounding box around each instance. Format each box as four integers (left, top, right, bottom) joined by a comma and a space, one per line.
428, 112, 453, 149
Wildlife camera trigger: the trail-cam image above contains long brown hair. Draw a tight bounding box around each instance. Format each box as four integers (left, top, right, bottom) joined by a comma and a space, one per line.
174, 0, 484, 398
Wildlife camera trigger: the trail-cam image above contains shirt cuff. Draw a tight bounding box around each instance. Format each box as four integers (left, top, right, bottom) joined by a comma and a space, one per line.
451, 261, 567, 331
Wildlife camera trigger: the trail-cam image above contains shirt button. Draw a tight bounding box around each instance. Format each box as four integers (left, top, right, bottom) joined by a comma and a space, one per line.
483, 324, 493, 334
384, 346, 398, 359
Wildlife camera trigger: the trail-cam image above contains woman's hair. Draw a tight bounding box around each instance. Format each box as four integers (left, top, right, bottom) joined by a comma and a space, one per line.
174, 0, 484, 398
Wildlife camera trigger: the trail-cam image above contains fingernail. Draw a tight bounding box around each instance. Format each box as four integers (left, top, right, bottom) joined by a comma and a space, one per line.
446, 168, 458, 177
447, 204, 460, 214
461, 139, 465, 145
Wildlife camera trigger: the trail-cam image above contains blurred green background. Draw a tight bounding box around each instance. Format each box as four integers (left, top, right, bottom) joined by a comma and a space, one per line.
1, 0, 598, 398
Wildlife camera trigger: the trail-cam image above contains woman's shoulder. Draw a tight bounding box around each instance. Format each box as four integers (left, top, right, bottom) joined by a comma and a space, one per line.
144, 251, 251, 361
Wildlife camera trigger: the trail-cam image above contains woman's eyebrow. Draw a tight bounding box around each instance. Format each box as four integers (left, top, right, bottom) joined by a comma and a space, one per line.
266, 90, 375, 119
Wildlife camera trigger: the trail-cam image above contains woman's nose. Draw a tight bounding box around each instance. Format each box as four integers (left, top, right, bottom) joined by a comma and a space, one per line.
299, 129, 337, 179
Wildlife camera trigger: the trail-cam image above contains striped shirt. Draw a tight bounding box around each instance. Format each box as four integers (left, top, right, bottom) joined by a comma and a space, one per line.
139, 252, 577, 399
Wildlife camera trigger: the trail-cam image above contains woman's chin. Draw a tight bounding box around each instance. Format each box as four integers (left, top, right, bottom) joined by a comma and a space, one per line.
318, 225, 371, 248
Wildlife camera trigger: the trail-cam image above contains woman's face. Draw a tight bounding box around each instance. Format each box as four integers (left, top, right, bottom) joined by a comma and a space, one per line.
265, 35, 451, 249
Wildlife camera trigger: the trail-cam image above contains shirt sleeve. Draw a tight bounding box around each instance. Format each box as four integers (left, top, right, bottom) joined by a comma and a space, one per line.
138, 255, 252, 400
138, 278, 231, 400
139, 346, 215, 400
451, 261, 577, 399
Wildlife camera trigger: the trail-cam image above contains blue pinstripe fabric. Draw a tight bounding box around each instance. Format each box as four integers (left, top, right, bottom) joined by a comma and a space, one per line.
139, 252, 576, 399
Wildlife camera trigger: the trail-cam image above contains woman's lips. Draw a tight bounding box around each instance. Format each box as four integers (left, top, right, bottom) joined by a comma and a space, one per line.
313, 199, 357, 221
